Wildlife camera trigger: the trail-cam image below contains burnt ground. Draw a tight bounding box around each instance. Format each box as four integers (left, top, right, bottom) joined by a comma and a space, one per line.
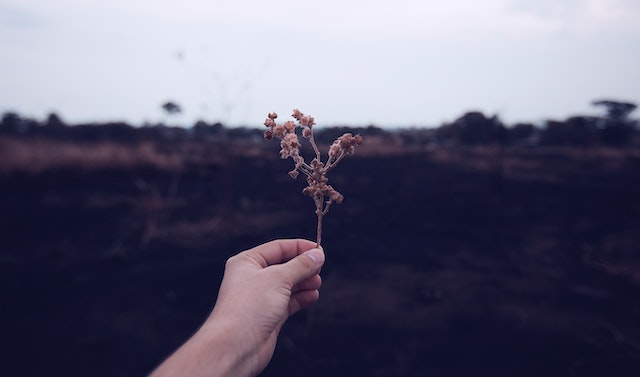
1, 144, 640, 376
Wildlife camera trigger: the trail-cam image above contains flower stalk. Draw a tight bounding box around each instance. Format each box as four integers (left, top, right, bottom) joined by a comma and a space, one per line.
264, 109, 362, 247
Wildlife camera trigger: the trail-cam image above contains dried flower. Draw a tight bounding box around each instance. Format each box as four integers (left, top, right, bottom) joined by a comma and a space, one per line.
292, 108, 303, 120
263, 109, 362, 246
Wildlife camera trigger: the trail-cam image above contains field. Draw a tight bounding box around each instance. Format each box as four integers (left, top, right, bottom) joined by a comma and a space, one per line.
2, 135, 640, 376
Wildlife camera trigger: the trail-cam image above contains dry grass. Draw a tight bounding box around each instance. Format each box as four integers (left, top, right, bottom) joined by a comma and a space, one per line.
0, 136, 271, 174
428, 145, 640, 182
0, 137, 180, 173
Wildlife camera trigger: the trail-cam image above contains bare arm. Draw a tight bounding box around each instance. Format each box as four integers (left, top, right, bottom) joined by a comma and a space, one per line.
149, 239, 325, 377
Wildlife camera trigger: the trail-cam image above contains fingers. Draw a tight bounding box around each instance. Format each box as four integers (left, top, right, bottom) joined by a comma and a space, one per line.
293, 274, 322, 293
288, 289, 320, 316
243, 239, 317, 268
276, 248, 325, 287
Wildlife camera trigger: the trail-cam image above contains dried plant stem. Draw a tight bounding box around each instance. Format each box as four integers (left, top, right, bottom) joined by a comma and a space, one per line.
309, 130, 322, 160
315, 200, 324, 247
263, 109, 362, 247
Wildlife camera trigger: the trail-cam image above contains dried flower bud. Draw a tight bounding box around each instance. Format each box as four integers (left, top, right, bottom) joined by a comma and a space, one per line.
328, 187, 344, 204
283, 132, 299, 148
264, 130, 273, 140
273, 125, 285, 139
289, 170, 299, 179
284, 120, 296, 132
279, 132, 300, 160
311, 158, 324, 169
292, 108, 303, 120
328, 142, 341, 159
268, 112, 278, 119
303, 128, 312, 138
333, 133, 363, 155
338, 133, 352, 147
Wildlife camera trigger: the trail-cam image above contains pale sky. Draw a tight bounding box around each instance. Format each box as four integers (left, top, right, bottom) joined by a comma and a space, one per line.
1, 0, 639, 128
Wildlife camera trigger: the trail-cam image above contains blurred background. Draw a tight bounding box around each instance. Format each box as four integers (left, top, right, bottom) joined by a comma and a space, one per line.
1, 1, 640, 376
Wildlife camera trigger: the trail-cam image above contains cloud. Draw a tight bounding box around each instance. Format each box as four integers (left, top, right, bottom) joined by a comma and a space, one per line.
0, 4, 45, 29
1, 0, 638, 126
506, 0, 640, 36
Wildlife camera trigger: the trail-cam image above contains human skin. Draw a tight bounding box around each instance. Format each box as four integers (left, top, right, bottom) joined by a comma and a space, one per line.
149, 239, 325, 377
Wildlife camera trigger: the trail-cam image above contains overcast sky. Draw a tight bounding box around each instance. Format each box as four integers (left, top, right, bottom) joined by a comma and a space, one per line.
1, 0, 639, 128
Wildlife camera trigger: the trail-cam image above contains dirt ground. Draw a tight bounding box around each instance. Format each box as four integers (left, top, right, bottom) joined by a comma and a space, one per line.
1, 140, 640, 376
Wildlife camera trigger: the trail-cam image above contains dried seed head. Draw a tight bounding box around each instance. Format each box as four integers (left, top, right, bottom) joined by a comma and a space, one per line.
279, 133, 301, 159
328, 187, 344, 204
273, 125, 286, 139
328, 143, 341, 159
311, 158, 324, 169
333, 133, 363, 156
263, 109, 362, 246
284, 132, 299, 148
292, 108, 304, 121
264, 118, 276, 128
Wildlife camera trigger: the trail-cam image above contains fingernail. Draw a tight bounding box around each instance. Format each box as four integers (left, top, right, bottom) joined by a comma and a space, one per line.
306, 248, 325, 265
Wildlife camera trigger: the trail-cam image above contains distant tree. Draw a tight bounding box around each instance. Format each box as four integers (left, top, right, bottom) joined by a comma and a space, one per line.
315, 125, 386, 144
193, 120, 224, 134
161, 101, 182, 115
506, 123, 537, 145
539, 117, 599, 146
101, 122, 138, 142
46, 112, 66, 128
434, 122, 459, 145
397, 128, 435, 148
0, 112, 38, 135
1, 112, 21, 133
592, 99, 637, 146
592, 99, 637, 121
192, 120, 225, 141
599, 122, 635, 147
452, 112, 505, 145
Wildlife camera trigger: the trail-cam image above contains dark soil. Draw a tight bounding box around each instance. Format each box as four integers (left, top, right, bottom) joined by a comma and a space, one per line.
2, 145, 640, 376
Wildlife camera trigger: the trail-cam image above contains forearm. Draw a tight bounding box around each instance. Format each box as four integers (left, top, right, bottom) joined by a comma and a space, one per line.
149, 319, 257, 377
149, 240, 324, 377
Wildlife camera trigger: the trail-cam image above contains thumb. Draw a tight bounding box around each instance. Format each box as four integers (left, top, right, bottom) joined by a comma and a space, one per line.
278, 248, 325, 285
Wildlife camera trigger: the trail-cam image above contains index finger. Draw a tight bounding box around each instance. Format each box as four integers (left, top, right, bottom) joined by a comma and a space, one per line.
244, 238, 318, 267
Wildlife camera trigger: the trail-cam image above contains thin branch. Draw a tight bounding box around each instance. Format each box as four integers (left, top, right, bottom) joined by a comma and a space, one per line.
322, 199, 333, 216
309, 131, 322, 160
325, 152, 346, 172
263, 109, 361, 247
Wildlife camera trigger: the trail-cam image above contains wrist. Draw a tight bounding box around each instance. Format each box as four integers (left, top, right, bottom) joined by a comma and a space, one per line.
197, 316, 258, 377
150, 318, 256, 377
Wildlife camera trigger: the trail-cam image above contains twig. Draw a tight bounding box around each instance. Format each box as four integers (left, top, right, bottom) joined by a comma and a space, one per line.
263, 109, 362, 247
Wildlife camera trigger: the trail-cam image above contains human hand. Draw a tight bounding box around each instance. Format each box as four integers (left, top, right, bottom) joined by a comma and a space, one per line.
208, 238, 325, 375
149, 239, 325, 377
